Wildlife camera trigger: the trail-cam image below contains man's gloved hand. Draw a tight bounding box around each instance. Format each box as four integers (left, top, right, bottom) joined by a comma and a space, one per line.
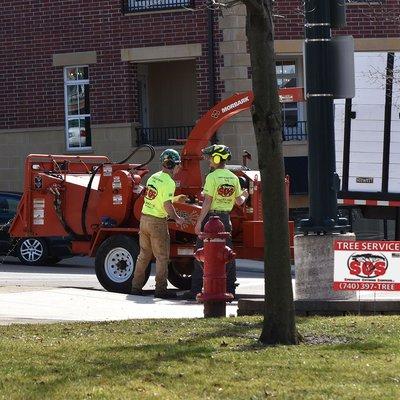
175, 216, 185, 226
173, 194, 188, 203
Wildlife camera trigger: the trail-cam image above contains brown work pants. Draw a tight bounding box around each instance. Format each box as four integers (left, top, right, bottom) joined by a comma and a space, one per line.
132, 214, 170, 293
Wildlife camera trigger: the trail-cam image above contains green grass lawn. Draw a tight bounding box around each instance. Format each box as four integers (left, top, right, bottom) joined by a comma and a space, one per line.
0, 316, 399, 399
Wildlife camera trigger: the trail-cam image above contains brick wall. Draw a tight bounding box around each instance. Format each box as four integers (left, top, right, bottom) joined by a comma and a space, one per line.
0, 0, 223, 130
274, 0, 400, 39
3, 1, 398, 132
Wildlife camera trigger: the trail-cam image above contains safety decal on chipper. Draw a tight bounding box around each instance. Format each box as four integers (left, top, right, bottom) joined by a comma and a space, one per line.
34, 175, 42, 189
112, 195, 123, 205
210, 95, 251, 120
103, 164, 112, 177
112, 176, 122, 190
33, 198, 45, 225
175, 209, 200, 229
177, 247, 195, 256
211, 110, 220, 119
221, 96, 250, 114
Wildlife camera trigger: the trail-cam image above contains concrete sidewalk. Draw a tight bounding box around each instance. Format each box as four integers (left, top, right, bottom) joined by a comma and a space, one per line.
0, 257, 274, 325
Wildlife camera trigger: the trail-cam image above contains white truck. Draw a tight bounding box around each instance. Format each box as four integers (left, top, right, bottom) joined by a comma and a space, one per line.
335, 51, 400, 239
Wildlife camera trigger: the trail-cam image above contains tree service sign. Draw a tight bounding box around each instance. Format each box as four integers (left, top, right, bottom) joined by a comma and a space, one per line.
333, 241, 400, 291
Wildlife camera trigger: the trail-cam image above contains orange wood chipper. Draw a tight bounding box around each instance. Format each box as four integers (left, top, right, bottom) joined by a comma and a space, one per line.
9, 89, 302, 293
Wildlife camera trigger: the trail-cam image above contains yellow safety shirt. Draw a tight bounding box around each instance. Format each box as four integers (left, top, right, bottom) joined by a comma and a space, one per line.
203, 168, 241, 212
142, 171, 176, 218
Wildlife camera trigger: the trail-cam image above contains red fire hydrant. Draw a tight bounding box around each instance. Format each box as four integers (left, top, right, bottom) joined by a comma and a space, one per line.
195, 216, 235, 318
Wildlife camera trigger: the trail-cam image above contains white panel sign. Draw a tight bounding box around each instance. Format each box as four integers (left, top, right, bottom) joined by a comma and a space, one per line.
335, 52, 387, 192
334, 240, 400, 291
32, 198, 45, 225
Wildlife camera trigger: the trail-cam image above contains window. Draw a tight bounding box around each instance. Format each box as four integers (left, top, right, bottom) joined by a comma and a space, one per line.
346, 0, 383, 4
122, 0, 194, 13
64, 66, 91, 150
276, 59, 307, 140
276, 60, 297, 128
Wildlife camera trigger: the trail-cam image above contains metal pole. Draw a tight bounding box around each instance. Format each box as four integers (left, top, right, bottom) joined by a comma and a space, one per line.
395, 207, 400, 240
383, 219, 388, 240
300, 0, 348, 234
207, 8, 218, 145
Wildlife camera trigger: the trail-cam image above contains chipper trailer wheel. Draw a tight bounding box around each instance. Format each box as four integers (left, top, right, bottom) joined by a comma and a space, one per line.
95, 235, 150, 294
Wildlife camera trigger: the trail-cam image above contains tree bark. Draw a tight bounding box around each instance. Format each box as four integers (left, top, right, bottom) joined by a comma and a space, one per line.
242, 0, 299, 345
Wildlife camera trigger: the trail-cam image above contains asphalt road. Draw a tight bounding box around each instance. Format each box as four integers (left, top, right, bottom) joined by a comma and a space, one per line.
0, 256, 265, 295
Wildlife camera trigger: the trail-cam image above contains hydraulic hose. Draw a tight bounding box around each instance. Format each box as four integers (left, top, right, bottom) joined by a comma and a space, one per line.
50, 186, 89, 240
81, 164, 102, 237
81, 144, 156, 236
117, 144, 155, 167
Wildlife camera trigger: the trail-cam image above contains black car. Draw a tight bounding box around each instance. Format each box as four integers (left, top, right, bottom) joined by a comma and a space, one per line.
0, 192, 72, 265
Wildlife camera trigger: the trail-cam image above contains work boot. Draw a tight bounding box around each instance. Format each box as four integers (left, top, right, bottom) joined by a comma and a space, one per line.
177, 291, 197, 301
130, 288, 146, 296
154, 290, 177, 299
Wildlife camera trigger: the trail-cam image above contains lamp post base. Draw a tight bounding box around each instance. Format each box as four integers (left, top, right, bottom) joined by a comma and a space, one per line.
298, 217, 350, 235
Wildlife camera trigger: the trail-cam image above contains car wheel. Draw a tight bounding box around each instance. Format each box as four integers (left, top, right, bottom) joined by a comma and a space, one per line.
95, 235, 151, 294
168, 258, 193, 290
17, 237, 48, 266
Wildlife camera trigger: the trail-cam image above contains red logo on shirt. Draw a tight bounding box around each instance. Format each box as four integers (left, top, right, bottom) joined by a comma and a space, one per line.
217, 184, 235, 197
145, 185, 158, 200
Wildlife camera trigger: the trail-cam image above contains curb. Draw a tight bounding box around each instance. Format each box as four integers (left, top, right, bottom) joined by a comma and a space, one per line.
238, 298, 400, 316
236, 260, 295, 276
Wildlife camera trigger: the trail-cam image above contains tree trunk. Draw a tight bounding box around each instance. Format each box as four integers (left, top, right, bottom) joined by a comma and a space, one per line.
243, 0, 299, 345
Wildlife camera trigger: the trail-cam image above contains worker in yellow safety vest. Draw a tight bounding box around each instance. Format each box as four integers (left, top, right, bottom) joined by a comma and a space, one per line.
131, 149, 185, 299
179, 144, 249, 300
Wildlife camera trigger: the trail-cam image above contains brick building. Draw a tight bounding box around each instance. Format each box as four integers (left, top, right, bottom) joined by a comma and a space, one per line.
1, 0, 400, 211
1, 0, 224, 190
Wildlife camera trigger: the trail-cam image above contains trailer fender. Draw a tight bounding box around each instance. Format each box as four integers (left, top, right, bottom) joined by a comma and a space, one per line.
89, 227, 139, 257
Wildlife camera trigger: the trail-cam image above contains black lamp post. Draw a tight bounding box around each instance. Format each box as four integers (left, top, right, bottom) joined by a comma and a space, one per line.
300, 0, 349, 234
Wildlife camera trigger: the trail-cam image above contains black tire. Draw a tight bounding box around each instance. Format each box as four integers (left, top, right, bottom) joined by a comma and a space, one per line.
46, 256, 61, 265
95, 235, 151, 294
168, 258, 194, 290
17, 237, 48, 266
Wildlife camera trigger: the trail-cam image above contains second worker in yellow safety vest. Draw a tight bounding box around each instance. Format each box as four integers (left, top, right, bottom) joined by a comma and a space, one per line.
131, 149, 185, 299
179, 144, 249, 300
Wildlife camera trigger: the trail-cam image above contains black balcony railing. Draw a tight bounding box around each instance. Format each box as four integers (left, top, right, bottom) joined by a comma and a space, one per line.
282, 121, 307, 141
136, 126, 194, 146
136, 122, 307, 147
122, 0, 194, 13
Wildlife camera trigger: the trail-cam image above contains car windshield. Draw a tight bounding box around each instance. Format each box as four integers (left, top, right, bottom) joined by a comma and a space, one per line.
0, 193, 21, 225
